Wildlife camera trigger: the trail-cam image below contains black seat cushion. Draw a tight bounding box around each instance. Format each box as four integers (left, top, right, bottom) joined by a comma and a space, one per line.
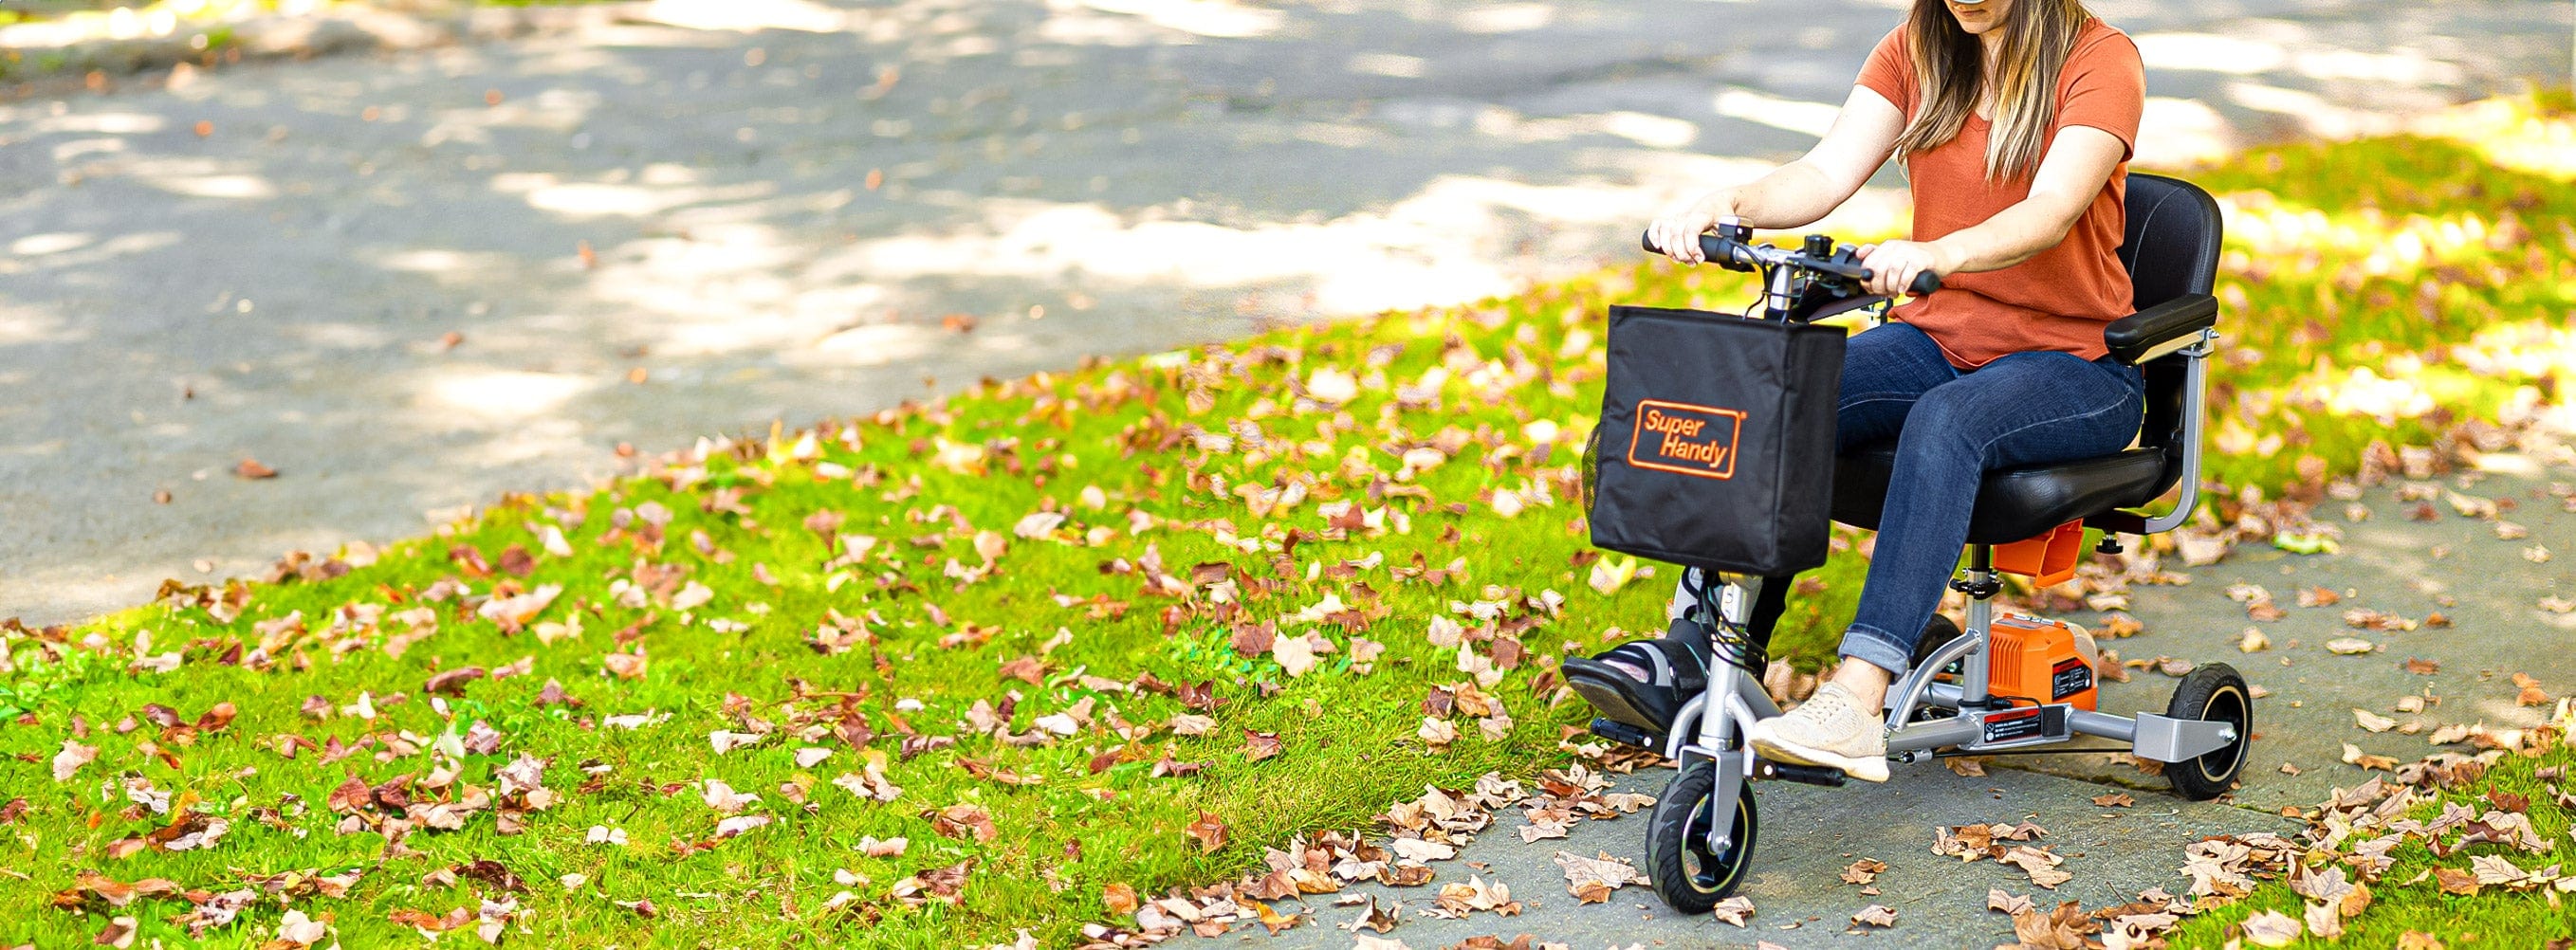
1831, 443, 2169, 544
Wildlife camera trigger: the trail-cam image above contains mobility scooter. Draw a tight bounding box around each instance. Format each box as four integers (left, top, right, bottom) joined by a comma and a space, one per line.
1581, 174, 2252, 911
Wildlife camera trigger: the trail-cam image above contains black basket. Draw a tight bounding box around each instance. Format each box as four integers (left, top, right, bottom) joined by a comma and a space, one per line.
1584, 304, 1847, 576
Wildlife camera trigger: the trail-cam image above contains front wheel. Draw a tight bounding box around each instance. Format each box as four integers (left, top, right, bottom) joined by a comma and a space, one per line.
2164, 662, 2252, 800
1642, 759, 1758, 912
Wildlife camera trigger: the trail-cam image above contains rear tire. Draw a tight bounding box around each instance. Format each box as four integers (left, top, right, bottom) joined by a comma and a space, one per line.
1908, 614, 1965, 679
2164, 663, 2252, 800
1904, 614, 1966, 723
1643, 759, 1758, 912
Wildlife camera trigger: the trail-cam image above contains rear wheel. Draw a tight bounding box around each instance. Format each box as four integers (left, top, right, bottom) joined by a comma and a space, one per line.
1908, 614, 1965, 679
1903, 614, 1966, 722
1643, 759, 1758, 912
2164, 663, 2252, 800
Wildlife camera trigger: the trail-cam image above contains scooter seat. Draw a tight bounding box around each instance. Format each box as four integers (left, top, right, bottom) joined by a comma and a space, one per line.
1830, 442, 2169, 544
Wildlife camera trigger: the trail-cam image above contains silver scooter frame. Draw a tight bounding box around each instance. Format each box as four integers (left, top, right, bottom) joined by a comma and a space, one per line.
1662, 329, 2236, 858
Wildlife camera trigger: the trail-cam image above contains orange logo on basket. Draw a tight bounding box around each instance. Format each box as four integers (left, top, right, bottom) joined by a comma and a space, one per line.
1628, 399, 1745, 480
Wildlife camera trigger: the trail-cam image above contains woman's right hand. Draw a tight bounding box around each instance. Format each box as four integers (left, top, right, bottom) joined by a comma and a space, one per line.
1647, 191, 1740, 265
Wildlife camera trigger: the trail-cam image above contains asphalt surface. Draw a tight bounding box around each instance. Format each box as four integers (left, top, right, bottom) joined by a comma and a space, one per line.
2, 1, 2570, 943
3, 0, 2568, 624
1176, 448, 2575, 947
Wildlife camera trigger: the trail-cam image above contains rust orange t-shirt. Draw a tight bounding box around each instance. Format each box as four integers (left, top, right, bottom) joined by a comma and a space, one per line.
1855, 18, 2144, 369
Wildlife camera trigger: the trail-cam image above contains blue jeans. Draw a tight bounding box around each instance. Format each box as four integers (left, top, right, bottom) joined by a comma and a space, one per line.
1702, 322, 2146, 677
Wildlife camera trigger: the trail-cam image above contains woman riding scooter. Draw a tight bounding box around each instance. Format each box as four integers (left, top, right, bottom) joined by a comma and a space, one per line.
1565, 0, 2147, 782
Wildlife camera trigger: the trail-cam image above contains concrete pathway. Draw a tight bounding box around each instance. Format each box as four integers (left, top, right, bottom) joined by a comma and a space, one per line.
1192, 768, 2276, 949
1170, 447, 2573, 947
1, 0, 2568, 623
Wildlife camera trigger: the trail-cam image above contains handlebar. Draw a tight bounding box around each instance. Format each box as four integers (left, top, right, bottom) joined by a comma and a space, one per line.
1641, 229, 1941, 297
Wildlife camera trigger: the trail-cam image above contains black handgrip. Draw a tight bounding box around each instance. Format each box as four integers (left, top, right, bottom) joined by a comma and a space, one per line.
1849, 266, 1939, 295
1637, 230, 1739, 262
1639, 229, 1756, 274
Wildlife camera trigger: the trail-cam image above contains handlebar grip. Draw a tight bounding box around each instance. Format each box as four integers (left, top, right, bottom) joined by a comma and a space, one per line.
1908, 270, 1941, 296
1638, 229, 1742, 264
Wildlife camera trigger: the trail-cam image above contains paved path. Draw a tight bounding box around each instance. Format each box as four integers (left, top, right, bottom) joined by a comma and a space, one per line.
1176, 447, 2575, 948
1, 0, 2568, 622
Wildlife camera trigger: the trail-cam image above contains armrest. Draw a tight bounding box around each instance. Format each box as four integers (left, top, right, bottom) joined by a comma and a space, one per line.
2104, 293, 2217, 364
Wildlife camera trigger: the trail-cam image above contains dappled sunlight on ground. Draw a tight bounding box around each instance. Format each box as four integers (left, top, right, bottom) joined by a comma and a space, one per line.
1, 0, 2567, 631
636, 0, 854, 33
1074, 0, 1285, 40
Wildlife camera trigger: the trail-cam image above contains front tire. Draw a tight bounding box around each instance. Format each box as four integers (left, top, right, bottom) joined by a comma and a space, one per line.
1643, 759, 1758, 912
2163, 662, 2252, 800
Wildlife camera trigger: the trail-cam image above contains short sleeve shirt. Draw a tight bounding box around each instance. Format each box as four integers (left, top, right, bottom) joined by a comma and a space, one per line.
1855, 19, 2145, 369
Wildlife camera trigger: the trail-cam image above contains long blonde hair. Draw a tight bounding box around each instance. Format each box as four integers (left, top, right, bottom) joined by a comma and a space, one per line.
1890, 0, 2093, 182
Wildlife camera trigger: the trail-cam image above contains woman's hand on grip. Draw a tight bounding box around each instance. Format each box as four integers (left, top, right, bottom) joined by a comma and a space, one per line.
1853, 240, 1953, 297
1647, 192, 1739, 265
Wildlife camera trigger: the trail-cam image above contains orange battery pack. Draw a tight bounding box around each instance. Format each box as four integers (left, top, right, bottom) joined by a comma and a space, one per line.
1986, 613, 2098, 711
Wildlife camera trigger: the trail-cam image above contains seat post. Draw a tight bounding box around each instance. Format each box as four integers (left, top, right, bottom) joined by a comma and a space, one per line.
1956, 545, 1996, 706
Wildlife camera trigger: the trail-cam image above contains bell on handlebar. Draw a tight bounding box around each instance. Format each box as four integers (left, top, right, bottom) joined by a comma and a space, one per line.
1802, 234, 1833, 258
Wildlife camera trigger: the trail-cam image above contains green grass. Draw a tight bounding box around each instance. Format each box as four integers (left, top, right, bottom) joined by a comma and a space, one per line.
2162, 727, 2574, 949
6, 96, 2573, 947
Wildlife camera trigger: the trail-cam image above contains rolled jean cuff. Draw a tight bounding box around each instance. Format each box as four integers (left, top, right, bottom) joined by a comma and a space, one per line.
1838, 623, 1911, 678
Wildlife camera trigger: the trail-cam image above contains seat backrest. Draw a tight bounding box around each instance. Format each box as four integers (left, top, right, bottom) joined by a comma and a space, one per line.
2117, 173, 2224, 499
2119, 173, 2223, 311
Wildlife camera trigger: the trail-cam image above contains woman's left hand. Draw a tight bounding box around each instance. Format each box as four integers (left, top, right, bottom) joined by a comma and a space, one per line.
1853, 240, 1955, 297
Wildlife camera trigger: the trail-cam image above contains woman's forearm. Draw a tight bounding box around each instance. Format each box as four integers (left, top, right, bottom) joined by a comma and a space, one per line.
1925, 197, 2073, 274
1719, 160, 1848, 230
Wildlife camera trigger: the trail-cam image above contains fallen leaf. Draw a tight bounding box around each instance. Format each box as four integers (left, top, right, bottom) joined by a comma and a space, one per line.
1987, 888, 2033, 915
2433, 866, 2480, 896
1186, 811, 1227, 853
234, 458, 278, 479
1849, 904, 1897, 928
2353, 708, 2397, 733
1242, 730, 1283, 762
2091, 793, 2134, 808
1553, 850, 1647, 904
2342, 742, 2399, 771
1710, 894, 1756, 926
2326, 637, 2376, 655
2241, 909, 2302, 947
1272, 633, 1318, 678
1839, 858, 1886, 886
1102, 882, 1139, 914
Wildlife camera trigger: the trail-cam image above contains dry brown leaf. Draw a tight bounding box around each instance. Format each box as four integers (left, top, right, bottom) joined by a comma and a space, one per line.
2240, 908, 2302, 947
2433, 866, 2480, 896
1185, 811, 1227, 853
1849, 904, 1897, 928
1553, 850, 1647, 904
1987, 888, 2034, 915
1839, 857, 1886, 886
1710, 894, 1756, 926
2342, 742, 2400, 771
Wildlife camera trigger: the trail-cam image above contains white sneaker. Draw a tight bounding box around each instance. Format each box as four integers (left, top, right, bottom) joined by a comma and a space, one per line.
1746, 682, 1889, 782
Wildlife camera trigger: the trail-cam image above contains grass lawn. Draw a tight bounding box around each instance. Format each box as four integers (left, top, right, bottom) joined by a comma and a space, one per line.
2160, 719, 2574, 950
6, 95, 2572, 948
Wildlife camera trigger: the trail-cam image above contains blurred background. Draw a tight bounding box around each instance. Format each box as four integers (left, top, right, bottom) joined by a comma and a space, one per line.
1, 0, 2569, 624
